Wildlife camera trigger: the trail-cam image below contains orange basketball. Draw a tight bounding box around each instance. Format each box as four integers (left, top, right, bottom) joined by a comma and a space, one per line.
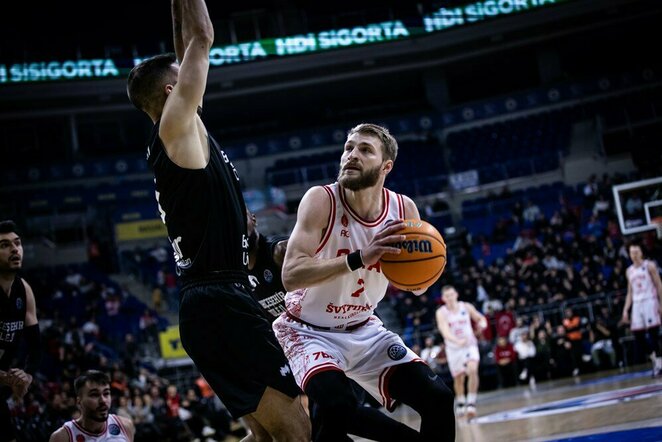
380, 219, 446, 292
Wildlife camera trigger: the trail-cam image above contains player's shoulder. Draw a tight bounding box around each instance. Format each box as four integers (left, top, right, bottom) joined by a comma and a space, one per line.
49, 426, 69, 442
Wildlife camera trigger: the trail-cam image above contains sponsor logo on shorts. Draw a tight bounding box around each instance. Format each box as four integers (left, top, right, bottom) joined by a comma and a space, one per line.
387, 344, 407, 361
109, 423, 121, 435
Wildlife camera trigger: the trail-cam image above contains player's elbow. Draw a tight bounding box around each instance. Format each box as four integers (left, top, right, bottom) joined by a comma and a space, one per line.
282, 268, 299, 292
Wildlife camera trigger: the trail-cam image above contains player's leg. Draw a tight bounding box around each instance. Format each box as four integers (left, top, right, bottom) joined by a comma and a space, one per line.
465, 360, 479, 420
647, 325, 661, 376
304, 370, 357, 442
179, 284, 310, 442
453, 373, 467, 417
388, 362, 456, 442
247, 387, 311, 442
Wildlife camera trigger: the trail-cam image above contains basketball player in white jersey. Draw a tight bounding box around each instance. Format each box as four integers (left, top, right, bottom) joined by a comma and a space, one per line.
273, 123, 455, 441
621, 243, 662, 377
49, 370, 134, 442
436, 285, 487, 420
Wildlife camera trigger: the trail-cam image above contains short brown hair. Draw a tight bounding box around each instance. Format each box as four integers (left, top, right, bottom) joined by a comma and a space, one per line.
74, 370, 110, 396
347, 123, 398, 162
127, 53, 178, 114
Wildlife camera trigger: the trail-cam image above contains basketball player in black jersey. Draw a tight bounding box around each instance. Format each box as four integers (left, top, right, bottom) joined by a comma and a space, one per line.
0, 220, 41, 442
126, 1, 309, 440
246, 210, 422, 441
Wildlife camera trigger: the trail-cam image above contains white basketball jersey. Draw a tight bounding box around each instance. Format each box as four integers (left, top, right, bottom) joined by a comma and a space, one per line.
61, 415, 130, 441
439, 302, 476, 350
285, 183, 406, 329
627, 260, 658, 302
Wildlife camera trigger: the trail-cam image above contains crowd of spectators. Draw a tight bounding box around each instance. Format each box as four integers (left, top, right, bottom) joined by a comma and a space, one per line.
391, 172, 661, 390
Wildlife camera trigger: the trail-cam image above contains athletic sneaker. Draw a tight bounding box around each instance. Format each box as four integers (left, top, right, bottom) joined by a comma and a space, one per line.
455, 402, 465, 417
653, 358, 661, 378
465, 404, 477, 421
519, 368, 528, 381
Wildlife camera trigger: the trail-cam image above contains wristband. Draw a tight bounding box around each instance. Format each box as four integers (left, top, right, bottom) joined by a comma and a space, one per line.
346, 250, 364, 272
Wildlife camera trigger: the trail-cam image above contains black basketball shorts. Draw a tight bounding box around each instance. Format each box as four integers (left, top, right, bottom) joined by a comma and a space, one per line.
0, 389, 16, 442
178, 281, 301, 418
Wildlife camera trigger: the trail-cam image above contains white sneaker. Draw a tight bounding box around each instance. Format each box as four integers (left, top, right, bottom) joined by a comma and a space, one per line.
653, 359, 661, 378
572, 368, 579, 377
466, 404, 477, 421
519, 368, 528, 381
456, 403, 466, 417
529, 377, 536, 390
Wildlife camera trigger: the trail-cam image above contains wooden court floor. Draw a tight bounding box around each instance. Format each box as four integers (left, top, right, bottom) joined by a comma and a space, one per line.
353, 364, 662, 441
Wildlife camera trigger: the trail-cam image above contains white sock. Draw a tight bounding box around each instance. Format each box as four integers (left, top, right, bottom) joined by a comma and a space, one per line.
457, 395, 466, 405
467, 393, 477, 405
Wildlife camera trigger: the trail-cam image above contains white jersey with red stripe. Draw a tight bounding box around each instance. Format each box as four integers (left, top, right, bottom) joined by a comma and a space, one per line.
627, 260, 658, 303
438, 302, 477, 351
285, 182, 406, 329
61, 415, 130, 442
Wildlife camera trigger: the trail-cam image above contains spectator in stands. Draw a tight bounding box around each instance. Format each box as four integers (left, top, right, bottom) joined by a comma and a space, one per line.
534, 329, 553, 382
514, 331, 537, 386
562, 308, 587, 376
0, 220, 42, 442
590, 305, 617, 370
494, 336, 518, 388
509, 315, 529, 344
522, 200, 542, 225
420, 336, 443, 373
552, 325, 575, 378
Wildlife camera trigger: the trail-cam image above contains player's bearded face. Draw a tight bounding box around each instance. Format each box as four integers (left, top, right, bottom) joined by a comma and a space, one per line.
338, 162, 382, 191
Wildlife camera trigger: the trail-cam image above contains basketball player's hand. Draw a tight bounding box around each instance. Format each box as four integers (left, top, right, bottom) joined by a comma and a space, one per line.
361, 221, 406, 266
621, 312, 629, 324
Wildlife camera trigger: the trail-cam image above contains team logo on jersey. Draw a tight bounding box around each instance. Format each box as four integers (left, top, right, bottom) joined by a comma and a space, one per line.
341, 214, 349, 227
15, 298, 23, 310
264, 269, 273, 283
76, 435, 85, 442
109, 423, 121, 435
387, 344, 407, 361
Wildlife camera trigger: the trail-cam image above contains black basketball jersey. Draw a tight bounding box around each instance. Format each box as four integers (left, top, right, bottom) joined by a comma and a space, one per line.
0, 277, 27, 370
147, 121, 248, 281
248, 234, 288, 321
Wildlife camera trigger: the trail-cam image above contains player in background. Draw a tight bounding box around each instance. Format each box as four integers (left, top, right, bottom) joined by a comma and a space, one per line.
49, 370, 135, 441
436, 285, 488, 420
0, 220, 41, 442
622, 242, 662, 377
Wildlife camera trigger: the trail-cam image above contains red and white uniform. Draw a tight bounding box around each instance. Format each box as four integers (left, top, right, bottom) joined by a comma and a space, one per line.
438, 302, 480, 377
273, 183, 422, 410
627, 260, 661, 331
61, 415, 130, 442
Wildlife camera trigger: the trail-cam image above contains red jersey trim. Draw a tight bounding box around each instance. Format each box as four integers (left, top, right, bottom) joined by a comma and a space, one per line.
396, 192, 405, 219
72, 419, 107, 436
302, 362, 342, 390
112, 414, 129, 437
64, 425, 74, 442
339, 187, 389, 227
315, 185, 336, 254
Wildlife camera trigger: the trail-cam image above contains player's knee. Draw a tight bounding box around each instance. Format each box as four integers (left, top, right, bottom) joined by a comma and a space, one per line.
272, 407, 311, 442
305, 372, 359, 422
